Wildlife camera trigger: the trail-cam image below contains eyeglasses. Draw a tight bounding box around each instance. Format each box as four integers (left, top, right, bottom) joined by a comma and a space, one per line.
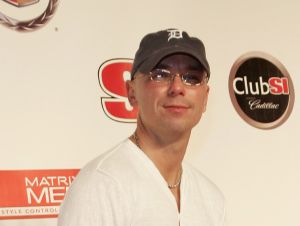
148, 68, 208, 86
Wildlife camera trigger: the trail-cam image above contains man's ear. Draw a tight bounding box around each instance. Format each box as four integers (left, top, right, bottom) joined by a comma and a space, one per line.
126, 80, 137, 107
202, 85, 210, 113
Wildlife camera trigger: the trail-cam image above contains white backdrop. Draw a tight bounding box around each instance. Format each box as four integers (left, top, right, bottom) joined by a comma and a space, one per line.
0, 0, 299, 225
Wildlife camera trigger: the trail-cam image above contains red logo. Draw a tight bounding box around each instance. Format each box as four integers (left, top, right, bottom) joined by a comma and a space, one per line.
0, 169, 79, 220
98, 59, 138, 123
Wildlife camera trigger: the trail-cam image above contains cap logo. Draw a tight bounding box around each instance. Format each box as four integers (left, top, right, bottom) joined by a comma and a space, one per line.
167, 29, 183, 42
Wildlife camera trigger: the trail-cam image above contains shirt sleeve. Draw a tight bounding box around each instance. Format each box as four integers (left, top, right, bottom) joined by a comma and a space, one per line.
57, 169, 132, 226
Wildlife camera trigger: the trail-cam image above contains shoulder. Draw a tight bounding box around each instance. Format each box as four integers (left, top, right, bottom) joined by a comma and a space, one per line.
71, 139, 141, 188
61, 138, 147, 206
58, 139, 136, 226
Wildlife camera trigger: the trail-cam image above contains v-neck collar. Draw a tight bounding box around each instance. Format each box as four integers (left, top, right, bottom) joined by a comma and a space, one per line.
125, 138, 186, 215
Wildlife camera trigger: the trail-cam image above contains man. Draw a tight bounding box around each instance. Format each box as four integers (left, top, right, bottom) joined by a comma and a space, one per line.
58, 28, 225, 226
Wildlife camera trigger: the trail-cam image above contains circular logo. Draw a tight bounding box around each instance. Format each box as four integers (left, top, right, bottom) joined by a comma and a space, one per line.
229, 52, 295, 129
0, 0, 58, 32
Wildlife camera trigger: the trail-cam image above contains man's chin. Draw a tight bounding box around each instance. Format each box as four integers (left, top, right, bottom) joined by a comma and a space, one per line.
162, 120, 194, 134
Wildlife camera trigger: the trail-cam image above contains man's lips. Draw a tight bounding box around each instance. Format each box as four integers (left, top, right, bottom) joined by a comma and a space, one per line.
163, 105, 190, 113
164, 105, 189, 108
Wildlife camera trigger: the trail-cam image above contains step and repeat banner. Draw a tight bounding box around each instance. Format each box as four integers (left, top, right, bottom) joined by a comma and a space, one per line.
0, 0, 299, 226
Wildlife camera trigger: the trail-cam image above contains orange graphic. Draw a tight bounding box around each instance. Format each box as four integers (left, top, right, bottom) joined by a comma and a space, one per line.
0, 169, 79, 220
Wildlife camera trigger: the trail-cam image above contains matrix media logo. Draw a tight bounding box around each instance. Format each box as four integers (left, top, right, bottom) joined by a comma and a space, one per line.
98, 59, 138, 123
0, 169, 79, 220
229, 52, 295, 129
0, 0, 58, 31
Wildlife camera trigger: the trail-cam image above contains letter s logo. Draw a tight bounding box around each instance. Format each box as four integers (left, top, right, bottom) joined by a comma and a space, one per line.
98, 59, 138, 123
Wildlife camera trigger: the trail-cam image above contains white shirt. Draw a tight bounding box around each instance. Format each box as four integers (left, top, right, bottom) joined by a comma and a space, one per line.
58, 139, 225, 226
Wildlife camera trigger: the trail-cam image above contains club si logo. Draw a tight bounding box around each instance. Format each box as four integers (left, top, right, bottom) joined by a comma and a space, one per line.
98, 59, 138, 123
0, 0, 58, 31
228, 51, 295, 129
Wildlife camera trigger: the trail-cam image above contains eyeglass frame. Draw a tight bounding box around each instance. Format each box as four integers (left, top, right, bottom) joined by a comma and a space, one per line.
138, 68, 209, 86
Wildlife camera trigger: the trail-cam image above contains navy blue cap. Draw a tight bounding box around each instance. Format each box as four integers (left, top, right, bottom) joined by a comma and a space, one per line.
131, 28, 210, 79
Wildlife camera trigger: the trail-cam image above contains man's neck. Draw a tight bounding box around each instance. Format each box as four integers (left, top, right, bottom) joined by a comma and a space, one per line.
133, 125, 191, 186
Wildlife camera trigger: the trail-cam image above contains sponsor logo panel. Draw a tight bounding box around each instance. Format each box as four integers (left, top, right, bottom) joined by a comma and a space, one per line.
0, 169, 79, 220
229, 52, 295, 129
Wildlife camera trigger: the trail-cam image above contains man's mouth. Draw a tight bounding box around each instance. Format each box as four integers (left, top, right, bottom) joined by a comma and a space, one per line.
163, 105, 190, 113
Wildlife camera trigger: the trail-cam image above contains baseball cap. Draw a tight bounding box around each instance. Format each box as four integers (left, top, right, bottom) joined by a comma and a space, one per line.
131, 28, 210, 80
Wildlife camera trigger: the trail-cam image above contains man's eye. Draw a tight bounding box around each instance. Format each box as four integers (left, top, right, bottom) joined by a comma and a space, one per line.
184, 74, 201, 84
151, 69, 170, 80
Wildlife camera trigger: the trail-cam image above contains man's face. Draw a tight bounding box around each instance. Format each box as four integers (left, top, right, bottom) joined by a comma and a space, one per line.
127, 54, 210, 135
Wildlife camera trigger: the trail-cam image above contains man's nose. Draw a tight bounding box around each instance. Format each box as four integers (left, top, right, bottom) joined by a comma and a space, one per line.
167, 74, 186, 96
